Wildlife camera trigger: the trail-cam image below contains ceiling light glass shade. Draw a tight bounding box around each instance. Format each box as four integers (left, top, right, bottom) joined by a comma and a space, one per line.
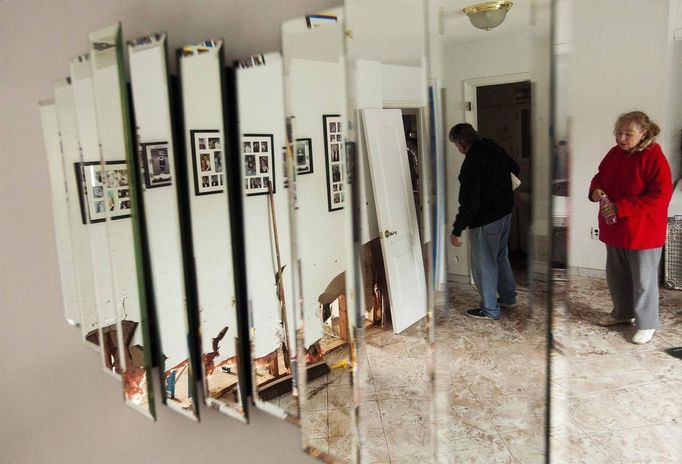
463, 1, 513, 31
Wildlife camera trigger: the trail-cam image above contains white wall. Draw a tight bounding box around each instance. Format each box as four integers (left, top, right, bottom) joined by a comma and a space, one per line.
0, 1, 340, 462
566, 0, 679, 271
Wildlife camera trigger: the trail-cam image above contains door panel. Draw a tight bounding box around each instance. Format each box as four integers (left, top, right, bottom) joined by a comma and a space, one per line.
362, 108, 427, 334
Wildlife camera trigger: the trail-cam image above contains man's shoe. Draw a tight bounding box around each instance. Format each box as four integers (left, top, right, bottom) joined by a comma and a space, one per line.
632, 329, 655, 344
598, 315, 635, 327
499, 301, 520, 310
466, 309, 498, 320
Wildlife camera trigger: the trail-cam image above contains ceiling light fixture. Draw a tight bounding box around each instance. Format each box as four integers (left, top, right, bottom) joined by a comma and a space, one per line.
463, 1, 513, 31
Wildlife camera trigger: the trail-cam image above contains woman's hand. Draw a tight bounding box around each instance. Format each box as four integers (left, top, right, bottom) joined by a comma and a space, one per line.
600, 199, 617, 218
590, 188, 606, 202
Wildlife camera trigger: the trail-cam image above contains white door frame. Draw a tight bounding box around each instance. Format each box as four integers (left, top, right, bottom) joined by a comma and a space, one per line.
463, 72, 531, 126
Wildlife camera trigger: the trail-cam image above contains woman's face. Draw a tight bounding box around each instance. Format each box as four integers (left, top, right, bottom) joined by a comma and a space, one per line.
615, 122, 646, 152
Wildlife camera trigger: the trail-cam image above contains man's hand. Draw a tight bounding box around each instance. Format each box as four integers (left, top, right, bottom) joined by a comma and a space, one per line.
450, 234, 463, 247
590, 188, 606, 202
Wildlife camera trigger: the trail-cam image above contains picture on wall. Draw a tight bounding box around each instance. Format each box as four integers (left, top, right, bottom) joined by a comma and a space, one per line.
295, 138, 313, 175
323, 114, 345, 211
242, 134, 275, 196
190, 129, 224, 195
75, 160, 132, 224
140, 142, 172, 188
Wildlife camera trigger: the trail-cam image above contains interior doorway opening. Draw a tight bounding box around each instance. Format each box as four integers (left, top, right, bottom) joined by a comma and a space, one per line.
474, 80, 533, 269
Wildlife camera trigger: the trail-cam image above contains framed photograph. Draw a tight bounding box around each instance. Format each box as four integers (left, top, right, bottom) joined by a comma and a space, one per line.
190, 129, 224, 196
295, 138, 313, 175
323, 114, 346, 211
242, 134, 275, 196
140, 142, 172, 188
305, 14, 338, 29
75, 160, 132, 224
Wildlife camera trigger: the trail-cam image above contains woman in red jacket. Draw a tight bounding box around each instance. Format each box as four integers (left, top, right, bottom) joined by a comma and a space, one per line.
589, 111, 673, 344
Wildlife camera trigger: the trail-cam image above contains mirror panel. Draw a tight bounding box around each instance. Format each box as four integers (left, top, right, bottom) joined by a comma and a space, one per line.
40, 99, 81, 328
434, 0, 551, 461
234, 52, 297, 419
69, 56, 121, 365
550, 1, 682, 461
282, 9, 358, 461
344, 0, 433, 461
128, 32, 215, 420
174, 39, 242, 420
88, 23, 155, 417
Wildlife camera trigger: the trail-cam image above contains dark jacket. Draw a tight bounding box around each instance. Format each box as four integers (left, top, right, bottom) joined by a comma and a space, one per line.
452, 138, 520, 236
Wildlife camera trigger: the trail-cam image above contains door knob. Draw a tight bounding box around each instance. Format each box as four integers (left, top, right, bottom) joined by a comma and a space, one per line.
384, 230, 397, 238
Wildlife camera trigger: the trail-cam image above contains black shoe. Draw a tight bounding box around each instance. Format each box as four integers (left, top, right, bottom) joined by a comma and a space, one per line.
466, 309, 498, 320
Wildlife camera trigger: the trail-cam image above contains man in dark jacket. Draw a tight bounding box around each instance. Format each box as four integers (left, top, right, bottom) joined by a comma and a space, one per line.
449, 123, 520, 320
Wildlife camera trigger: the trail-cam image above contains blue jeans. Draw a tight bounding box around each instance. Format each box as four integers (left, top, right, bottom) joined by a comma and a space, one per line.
469, 213, 517, 319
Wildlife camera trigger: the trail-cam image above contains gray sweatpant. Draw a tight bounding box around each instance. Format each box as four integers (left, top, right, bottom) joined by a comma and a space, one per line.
606, 246, 662, 330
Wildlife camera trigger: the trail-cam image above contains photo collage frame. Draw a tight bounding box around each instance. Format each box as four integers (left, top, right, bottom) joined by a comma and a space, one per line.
322, 114, 345, 211
242, 134, 275, 196
140, 141, 172, 188
295, 138, 313, 175
190, 130, 224, 196
75, 160, 132, 224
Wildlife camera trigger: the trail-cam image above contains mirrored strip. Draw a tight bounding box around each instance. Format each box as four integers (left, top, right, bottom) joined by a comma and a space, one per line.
68, 58, 120, 368
282, 10, 360, 461
175, 39, 236, 420
434, 0, 551, 460
40, 100, 81, 328
235, 52, 299, 419
174, 38, 246, 420
88, 23, 155, 418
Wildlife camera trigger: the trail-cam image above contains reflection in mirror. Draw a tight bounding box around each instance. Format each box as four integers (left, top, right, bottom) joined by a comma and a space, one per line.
435, 0, 551, 460
234, 52, 297, 419
40, 100, 81, 329
70, 52, 131, 378
344, 0, 433, 461
550, 1, 682, 461
62, 62, 111, 357
175, 38, 246, 420
88, 23, 155, 417
131, 33, 199, 419
282, 10, 358, 461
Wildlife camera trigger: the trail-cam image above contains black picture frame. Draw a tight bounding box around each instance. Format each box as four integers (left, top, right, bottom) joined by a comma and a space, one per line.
322, 114, 345, 211
140, 141, 172, 188
295, 138, 313, 175
75, 160, 132, 224
190, 129, 225, 196
242, 133, 275, 197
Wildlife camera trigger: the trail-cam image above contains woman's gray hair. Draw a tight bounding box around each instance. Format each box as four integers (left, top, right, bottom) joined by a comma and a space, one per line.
614, 111, 660, 151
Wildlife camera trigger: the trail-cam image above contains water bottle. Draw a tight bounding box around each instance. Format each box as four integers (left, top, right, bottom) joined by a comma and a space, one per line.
600, 194, 617, 225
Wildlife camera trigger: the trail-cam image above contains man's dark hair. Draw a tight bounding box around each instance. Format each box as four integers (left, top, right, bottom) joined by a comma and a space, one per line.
449, 123, 479, 146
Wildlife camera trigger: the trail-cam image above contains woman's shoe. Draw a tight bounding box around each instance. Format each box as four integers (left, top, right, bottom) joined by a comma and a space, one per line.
598, 315, 635, 327
632, 329, 655, 344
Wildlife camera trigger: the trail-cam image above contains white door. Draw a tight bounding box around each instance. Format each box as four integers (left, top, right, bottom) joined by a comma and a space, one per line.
362, 108, 427, 334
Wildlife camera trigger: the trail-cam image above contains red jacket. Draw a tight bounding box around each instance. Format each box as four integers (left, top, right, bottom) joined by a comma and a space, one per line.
589, 142, 672, 249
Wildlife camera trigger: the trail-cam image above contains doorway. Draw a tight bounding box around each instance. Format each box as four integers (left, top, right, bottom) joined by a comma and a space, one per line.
468, 79, 533, 268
